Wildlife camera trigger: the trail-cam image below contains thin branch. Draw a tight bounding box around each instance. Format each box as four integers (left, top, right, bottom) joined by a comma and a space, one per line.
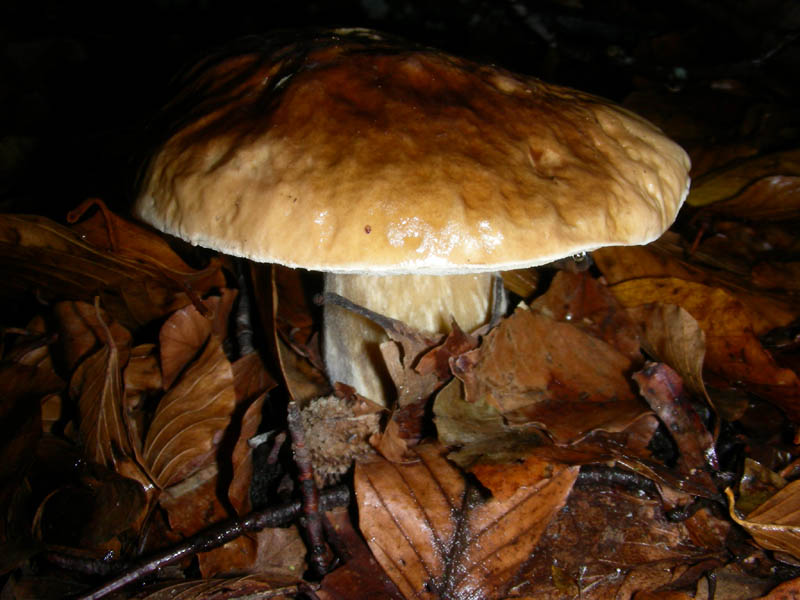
74, 485, 350, 600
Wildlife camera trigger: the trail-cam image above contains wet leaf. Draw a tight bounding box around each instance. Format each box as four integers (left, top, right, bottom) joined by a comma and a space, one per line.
231, 351, 277, 403
32, 469, 147, 550
159, 465, 227, 536
633, 362, 717, 494
143, 336, 237, 488
0, 213, 224, 328
594, 242, 798, 333
451, 308, 648, 443
355, 442, 578, 599
133, 575, 300, 599
517, 484, 716, 599
318, 506, 404, 600
727, 482, 800, 559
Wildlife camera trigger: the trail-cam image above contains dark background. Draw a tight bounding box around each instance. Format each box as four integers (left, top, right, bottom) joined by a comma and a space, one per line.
1, 0, 799, 219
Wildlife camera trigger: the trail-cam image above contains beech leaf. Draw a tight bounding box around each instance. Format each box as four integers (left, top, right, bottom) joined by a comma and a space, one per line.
355, 443, 578, 599
726, 482, 800, 559
0, 213, 224, 328
451, 308, 648, 443
143, 336, 237, 488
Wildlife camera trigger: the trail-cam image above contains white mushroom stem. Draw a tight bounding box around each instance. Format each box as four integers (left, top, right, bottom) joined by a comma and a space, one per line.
323, 272, 503, 405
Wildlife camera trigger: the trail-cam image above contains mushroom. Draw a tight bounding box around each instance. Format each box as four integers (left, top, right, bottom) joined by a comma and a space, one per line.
133, 29, 690, 406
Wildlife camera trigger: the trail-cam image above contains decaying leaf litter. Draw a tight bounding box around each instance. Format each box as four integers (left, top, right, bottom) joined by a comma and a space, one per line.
2, 26, 800, 600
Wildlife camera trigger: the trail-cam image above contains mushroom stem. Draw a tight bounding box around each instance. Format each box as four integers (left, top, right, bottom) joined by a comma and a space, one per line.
323, 272, 503, 405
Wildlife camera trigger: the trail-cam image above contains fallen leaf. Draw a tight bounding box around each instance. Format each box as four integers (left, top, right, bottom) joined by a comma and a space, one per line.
159, 465, 227, 536
593, 242, 798, 333
686, 148, 800, 208
228, 393, 266, 515
53, 300, 132, 371
231, 351, 277, 403
318, 506, 404, 600
451, 308, 648, 443
0, 214, 224, 328
159, 291, 237, 390
355, 442, 578, 599
611, 277, 800, 420
726, 482, 800, 559
69, 312, 150, 487
517, 484, 717, 599
754, 576, 800, 599
633, 362, 717, 494
531, 270, 643, 363
627, 304, 710, 407
143, 336, 237, 488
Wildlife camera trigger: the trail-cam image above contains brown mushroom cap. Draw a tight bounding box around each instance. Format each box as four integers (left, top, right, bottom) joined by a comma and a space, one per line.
134, 29, 690, 274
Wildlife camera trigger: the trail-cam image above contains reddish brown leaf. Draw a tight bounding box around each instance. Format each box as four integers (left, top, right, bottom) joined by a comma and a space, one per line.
611, 277, 800, 420
231, 352, 277, 403
53, 300, 132, 371
159, 291, 237, 390
143, 336, 237, 488
318, 506, 404, 600
593, 242, 798, 333
627, 303, 710, 408
531, 270, 643, 363
32, 469, 147, 551
69, 317, 151, 488
686, 148, 800, 209
633, 362, 717, 494
517, 485, 716, 599
355, 442, 578, 600
451, 308, 648, 443
0, 214, 224, 328
727, 481, 800, 560
228, 393, 266, 515
158, 465, 227, 535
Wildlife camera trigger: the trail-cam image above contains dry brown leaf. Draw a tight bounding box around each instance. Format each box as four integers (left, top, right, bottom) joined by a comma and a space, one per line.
231, 351, 277, 403
69, 316, 151, 487
228, 393, 266, 515
727, 482, 800, 560
159, 292, 237, 390
159, 465, 227, 536
143, 336, 237, 488
627, 304, 710, 406
132, 574, 301, 600
0, 214, 224, 328
686, 148, 800, 208
53, 300, 132, 371
318, 506, 405, 600
355, 442, 578, 599
451, 308, 648, 443
593, 243, 798, 333
531, 270, 643, 363
752, 261, 800, 291
611, 277, 800, 420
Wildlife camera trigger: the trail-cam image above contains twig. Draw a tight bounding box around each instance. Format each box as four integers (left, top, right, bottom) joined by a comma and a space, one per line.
287, 400, 330, 576
74, 485, 349, 600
